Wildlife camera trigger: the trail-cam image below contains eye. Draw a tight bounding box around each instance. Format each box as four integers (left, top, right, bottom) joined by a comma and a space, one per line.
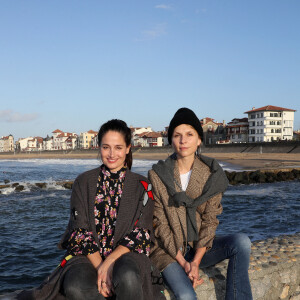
116, 146, 123, 150
102, 146, 108, 149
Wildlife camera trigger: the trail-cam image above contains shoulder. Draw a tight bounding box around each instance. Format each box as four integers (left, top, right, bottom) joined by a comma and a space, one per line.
126, 170, 149, 186
74, 167, 100, 184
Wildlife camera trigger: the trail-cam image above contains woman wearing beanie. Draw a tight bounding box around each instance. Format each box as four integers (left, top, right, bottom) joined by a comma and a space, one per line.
149, 108, 253, 300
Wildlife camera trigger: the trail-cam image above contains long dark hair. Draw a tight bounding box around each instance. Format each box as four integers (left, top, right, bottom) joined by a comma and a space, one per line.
97, 119, 133, 169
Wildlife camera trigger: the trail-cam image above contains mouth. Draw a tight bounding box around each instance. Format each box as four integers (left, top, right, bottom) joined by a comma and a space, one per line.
107, 158, 117, 163
179, 147, 188, 151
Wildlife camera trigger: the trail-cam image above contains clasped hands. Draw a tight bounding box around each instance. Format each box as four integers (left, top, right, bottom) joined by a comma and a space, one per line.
184, 261, 204, 288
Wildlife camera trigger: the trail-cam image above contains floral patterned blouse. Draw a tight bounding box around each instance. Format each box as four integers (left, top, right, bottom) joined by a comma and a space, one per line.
67, 164, 151, 260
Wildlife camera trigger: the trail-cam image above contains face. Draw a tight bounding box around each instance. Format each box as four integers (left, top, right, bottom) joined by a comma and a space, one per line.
172, 124, 201, 159
100, 130, 130, 172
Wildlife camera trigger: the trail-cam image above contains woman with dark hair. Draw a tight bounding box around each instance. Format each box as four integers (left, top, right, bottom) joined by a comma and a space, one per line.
149, 108, 253, 300
16, 119, 163, 300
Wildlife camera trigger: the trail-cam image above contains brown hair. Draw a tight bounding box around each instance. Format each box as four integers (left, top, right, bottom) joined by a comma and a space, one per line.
97, 119, 132, 169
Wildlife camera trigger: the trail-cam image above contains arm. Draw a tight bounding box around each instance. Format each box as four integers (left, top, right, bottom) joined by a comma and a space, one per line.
196, 193, 223, 250
149, 170, 182, 260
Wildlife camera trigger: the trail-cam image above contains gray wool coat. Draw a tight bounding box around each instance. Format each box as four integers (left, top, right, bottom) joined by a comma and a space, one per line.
14, 167, 164, 300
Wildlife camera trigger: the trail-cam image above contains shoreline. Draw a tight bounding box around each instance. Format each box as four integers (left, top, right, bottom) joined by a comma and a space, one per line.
1, 151, 300, 170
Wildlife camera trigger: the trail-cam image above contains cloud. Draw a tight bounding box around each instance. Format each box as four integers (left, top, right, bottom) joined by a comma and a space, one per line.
155, 4, 172, 10
136, 23, 167, 41
0, 110, 39, 122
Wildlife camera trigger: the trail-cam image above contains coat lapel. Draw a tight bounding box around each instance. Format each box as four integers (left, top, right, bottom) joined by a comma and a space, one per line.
113, 170, 139, 247
186, 156, 205, 199
173, 161, 187, 237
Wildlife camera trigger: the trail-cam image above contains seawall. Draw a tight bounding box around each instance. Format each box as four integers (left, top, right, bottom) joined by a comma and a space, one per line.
164, 233, 300, 300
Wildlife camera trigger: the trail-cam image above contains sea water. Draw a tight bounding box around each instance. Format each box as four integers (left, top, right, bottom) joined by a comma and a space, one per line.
0, 159, 299, 293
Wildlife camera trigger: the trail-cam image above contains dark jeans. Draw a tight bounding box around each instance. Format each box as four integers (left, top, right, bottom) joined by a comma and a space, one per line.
62, 253, 143, 300
162, 233, 253, 300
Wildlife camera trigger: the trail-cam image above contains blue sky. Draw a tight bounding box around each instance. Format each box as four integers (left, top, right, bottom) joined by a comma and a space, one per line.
0, 0, 299, 140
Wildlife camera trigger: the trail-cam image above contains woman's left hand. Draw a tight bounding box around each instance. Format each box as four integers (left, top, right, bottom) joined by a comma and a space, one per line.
97, 258, 115, 297
188, 261, 204, 288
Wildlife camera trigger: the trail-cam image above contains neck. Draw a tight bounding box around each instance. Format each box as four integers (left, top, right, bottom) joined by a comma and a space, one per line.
177, 154, 195, 174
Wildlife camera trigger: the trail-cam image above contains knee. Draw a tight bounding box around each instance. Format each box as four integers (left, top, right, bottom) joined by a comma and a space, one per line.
64, 280, 86, 300
113, 255, 141, 290
232, 233, 251, 254
174, 289, 197, 300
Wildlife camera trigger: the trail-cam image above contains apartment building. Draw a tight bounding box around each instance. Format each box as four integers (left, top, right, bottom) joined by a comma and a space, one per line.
200, 118, 226, 144
245, 105, 296, 142
226, 118, 249, 143
52, 129, 77, 150
77, 130, 98, 149
0, 135, 14, 152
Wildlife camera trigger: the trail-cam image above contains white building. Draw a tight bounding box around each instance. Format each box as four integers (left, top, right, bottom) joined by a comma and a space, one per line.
52, 129, 77, 150
43, 136, 54, 151
16, 137, 33, 151
244, 105, 296, 142
77, 130, 98, 149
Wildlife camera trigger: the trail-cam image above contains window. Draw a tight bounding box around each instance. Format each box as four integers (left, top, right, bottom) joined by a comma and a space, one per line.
238, 134, 241, 139
250, 129, 255, 134
256, 114, 259, 118
277, 121, 281, 125
271, 129, 274, 133
256, 129, 259, 134
261, 113, 263, 117
260, 121, 263, 125
257, 122, 259, 126
260, 129, 263, 133
250, 114, 255, 119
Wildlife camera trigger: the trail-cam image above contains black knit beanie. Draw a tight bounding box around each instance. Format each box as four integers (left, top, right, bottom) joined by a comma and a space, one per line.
168, 107, 203, 145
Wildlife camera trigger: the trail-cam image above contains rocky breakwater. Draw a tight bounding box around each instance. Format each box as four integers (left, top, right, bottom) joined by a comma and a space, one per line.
164, 233, 300, 300
225, 168, 300, 185
0, 180, 73, 193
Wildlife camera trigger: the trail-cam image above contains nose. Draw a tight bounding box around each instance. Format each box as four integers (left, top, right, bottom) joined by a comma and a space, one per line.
180, 135, 187, 144
109, 148, 115, 157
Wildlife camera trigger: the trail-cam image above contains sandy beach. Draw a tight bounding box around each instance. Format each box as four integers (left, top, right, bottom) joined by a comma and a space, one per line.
1, 151, 300, 170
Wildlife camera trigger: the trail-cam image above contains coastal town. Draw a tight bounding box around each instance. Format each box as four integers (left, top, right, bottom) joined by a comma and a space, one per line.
1, 105, 299, 153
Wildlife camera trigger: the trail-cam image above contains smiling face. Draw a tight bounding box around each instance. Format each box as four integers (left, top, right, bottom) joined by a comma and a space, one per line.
100, 130, 131, 172
172, 124, 201, 159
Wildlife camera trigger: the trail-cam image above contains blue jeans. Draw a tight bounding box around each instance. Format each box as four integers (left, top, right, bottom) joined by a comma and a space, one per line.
162, 233, 253, 300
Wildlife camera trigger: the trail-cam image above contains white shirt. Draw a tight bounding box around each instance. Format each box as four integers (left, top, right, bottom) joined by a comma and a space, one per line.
180, 170, 192, 191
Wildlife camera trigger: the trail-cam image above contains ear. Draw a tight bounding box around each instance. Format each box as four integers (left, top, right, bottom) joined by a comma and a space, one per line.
126, 144, 131, 154
197, 138, 201, 147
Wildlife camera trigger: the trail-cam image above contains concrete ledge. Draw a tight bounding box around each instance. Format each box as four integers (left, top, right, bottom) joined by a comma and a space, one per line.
164, 233, 300, 300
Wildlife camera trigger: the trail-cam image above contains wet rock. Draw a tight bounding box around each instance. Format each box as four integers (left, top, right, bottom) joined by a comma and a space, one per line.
0, 184, 10, 189
12, 183, 19, 187
4, 179, 10, 184
15, 185, 24, 192
35, 182, 47, 189
63, 182, 73, 189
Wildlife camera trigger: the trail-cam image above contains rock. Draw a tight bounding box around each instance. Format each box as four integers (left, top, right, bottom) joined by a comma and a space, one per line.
15, 185, 24, 192
35, 182, 47, 189
12, 183, 19, 187
63, 182, 73, 189
0, 184, 10, 189
280, 285, 290, 299
4, 179, 10, 184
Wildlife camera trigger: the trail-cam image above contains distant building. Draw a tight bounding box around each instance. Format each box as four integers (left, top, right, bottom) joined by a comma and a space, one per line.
16, 137, 33, 152
43, 136, 53, 151
77, 130, 98, 149
226, 118, 249, 143
134, 131, 163, 147
0, 135, 14, 152
131, 127, 153, 147
244, 105, 296, 142
200, 118, 226, 144
52, 129, 77, 150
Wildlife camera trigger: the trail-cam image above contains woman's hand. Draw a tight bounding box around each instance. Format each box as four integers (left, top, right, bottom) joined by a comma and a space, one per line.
188, 261, 204, 288
97, 257, 115, 297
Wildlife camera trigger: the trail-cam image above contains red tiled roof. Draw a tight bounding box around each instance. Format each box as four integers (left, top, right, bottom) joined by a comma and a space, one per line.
145, 132, 162, 138
87, 130, 98, 134
52, 129, 63, 133
244, 105, 296, 113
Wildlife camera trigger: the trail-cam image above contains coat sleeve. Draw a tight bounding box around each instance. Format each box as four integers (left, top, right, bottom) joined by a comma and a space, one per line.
196, 192, 223, 250
149, 170, 182, 260
58, 177, 92, 249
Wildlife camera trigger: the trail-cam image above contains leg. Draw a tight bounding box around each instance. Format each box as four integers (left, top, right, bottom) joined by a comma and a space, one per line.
200, 233, 253, 300
112, 253, 143, 300
63, 262, 104, 300
162, 262, 197, 300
